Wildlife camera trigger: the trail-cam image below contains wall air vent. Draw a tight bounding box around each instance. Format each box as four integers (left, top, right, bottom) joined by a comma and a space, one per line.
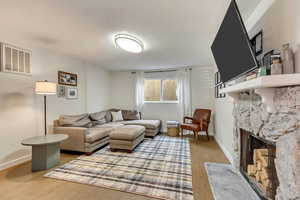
0, 43, 32, 75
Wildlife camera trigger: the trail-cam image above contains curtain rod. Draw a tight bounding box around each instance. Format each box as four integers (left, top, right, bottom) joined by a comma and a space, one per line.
144, 69, 177, 74
131, 68, 192, 74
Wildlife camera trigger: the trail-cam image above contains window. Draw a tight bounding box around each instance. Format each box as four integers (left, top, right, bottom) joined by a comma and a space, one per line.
144, 79, 178, 102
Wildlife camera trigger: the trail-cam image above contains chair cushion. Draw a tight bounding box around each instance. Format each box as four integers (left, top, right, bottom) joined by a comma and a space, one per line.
110, 125, 145, 141
85, 127, 112, 143
181, 123, 201, 131
123, 120, 161, 129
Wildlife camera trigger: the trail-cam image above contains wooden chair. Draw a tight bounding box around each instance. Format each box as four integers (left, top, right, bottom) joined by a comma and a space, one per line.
180, 109, 212, 140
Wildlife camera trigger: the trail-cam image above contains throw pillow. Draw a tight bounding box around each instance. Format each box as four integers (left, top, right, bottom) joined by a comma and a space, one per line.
105, 111, 113, 122
89, 111, 107, 121
111, 111, 123, 122
122, 110, 141, 120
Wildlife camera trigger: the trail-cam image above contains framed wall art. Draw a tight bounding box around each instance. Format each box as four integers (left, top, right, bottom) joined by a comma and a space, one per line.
57, 85, 66, 98
66, 87, 78, 99
250, 31, 263, 56
58, 71, 78, 86
215, 71, 221, 85
219, 83, 226, 98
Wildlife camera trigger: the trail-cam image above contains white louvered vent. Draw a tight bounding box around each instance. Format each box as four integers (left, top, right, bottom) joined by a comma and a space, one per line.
1, 43, 31, 75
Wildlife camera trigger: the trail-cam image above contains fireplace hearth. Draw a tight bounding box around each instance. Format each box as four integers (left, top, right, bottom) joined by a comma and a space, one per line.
240, 129, 279, 200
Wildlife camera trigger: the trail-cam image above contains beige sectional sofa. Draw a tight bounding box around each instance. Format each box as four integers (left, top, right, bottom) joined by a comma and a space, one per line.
53, 109, 161, 154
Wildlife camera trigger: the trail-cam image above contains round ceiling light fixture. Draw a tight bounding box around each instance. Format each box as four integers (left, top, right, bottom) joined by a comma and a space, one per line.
114, 34, 144, 53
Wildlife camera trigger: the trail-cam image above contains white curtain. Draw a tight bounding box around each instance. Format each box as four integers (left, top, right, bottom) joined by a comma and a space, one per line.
176, 68, 192, 122
135, 71, 144, 112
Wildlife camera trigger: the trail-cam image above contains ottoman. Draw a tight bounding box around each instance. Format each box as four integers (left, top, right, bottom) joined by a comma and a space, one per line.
123, 120, 161, 137
109, 125, 145, 152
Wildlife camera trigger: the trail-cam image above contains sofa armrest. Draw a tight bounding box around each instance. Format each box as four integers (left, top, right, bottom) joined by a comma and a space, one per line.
53, 126, 88, 152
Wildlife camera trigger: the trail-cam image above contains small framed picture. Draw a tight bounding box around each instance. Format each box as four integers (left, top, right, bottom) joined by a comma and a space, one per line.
66, 87, 78, 99
251, 31, 263, 56
215, 83, 226, 99
219, 83, 226, 98
215, 86, 219, 98
215, 71, 221, 85
58, 71, 78, 86
57, 85, 66, 98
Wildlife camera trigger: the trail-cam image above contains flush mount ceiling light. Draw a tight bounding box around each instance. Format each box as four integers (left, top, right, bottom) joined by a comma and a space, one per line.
114, 34, 144, 53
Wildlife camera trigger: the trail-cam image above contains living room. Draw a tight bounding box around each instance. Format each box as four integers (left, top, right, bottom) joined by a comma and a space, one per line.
0, 0, 299, 200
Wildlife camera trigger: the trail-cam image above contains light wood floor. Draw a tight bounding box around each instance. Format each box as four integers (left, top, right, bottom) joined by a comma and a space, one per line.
0, 135, 229, 200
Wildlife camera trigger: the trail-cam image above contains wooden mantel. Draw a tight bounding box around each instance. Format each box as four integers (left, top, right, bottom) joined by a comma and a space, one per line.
220, 74, 300, 112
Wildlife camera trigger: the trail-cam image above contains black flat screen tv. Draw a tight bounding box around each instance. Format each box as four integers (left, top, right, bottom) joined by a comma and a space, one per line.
211, 0, 258, 83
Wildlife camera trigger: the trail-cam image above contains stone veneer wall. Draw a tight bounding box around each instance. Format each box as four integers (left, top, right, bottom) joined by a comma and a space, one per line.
231, 86, 300, 200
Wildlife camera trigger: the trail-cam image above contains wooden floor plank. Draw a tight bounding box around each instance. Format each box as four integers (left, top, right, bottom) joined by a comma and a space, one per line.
0, 135, 228, 200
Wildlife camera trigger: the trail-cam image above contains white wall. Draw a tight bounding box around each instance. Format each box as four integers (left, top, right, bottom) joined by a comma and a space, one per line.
110, 71, 136, 109
0, 47, 111, 170
213, 0, 300, 163
249, 0, 300, 72
213, 66, 235, 162
110, 66, 215, 132
86, 65, 112, 113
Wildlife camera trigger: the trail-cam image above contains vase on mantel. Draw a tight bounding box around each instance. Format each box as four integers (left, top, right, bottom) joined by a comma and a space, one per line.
281, 43, 295, 74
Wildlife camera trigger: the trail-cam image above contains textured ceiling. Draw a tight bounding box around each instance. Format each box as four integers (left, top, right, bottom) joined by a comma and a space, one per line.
0, 0, 261, 70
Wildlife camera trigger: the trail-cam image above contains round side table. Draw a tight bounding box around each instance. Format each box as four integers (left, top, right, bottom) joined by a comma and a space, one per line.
21, 134, 68, 171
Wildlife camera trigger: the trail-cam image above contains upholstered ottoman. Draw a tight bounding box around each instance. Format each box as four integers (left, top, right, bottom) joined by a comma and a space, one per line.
123, 120, 161, 137
109, 125, 145, 152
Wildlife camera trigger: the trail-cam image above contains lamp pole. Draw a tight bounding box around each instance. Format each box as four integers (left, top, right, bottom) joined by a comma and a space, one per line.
44, 95, 47, 136
35, 80, 56, 136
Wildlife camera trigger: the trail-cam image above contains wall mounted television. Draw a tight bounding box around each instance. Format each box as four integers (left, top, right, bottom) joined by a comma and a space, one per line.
211, 0, 258, 83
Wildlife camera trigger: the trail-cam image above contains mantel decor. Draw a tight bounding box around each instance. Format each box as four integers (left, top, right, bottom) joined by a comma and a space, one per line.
58, 71, 77, 86
220, 73, 300, 112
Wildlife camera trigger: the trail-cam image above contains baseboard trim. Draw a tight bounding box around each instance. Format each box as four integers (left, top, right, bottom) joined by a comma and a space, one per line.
215, 137, 234, 164
0, 154, 31, 172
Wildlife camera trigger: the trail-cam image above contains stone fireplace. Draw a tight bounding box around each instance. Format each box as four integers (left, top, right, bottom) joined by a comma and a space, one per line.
240, 129, 278, 199
231, 87, 300, 200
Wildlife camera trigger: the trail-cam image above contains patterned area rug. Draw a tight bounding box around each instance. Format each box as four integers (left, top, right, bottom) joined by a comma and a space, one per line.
45, 136, 193, 200
205, 162, 260, 200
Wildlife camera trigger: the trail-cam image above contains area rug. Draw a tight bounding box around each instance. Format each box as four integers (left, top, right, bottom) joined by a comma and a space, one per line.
45, 136, 193, 200
205, 162, 260, 200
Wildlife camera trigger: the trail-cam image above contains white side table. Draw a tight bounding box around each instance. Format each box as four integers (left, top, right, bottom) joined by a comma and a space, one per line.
21, 134, 68, 171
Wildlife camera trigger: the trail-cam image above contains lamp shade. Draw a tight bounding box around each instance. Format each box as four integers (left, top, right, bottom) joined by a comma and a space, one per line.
35, 81, 57, 95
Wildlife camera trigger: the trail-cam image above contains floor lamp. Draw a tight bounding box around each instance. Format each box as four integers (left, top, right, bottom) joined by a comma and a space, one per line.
35, 80, 57, 136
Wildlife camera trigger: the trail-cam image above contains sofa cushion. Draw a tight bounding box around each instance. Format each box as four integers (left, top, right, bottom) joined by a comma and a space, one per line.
122, 110, 140, 120
89, 111, 107, 126
110, 125, 145, 141
123, 120, 161, 129
105, 111, 113, 122
85, 127, 112, 143
59, 114, 92, 128
90, 111, 107, 121
95, 122, 124, 129
111, 111, 124, 122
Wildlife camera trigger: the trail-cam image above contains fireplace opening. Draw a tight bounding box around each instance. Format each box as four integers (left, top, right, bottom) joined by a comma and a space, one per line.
240, 129, 279, 200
